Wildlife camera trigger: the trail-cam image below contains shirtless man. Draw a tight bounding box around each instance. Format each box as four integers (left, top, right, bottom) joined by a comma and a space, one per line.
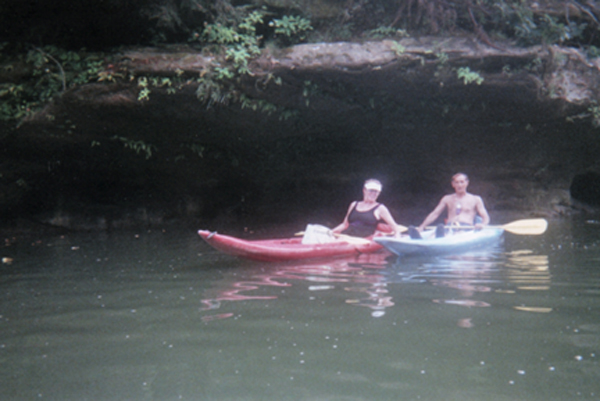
409, 173, 490, 238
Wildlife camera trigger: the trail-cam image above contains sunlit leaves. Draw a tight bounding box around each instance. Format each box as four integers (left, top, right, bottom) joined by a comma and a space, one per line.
269, 15, 313, 41
457, 67, 484, 85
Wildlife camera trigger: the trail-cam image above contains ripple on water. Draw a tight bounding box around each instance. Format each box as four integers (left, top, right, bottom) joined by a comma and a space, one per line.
569, 334, 600, 348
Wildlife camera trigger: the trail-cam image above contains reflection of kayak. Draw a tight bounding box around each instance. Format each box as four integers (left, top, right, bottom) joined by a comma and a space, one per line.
198, 230, 384, 262
374, 228, 504, 256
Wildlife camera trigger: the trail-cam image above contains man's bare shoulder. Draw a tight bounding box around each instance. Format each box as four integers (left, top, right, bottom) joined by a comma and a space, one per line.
440, 194, 455, 203
464, 193, 484, 204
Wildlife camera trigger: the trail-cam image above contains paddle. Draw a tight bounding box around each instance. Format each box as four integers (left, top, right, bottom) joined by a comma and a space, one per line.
294, 230, 373, 245
428, 218, 548, 235
396, 224, 409, 233
333, 233, 374, 245
298, 225, 410, 239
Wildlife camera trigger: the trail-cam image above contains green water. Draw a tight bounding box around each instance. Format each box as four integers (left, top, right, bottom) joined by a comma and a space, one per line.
0, 220, 599, 400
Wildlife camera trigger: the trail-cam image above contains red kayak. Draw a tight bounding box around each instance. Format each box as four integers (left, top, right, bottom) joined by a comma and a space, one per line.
198, 230, 384, 262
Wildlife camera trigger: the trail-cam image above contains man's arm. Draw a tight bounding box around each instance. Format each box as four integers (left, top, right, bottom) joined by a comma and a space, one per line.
475, 196, 490, 228
418, 197, 448, 231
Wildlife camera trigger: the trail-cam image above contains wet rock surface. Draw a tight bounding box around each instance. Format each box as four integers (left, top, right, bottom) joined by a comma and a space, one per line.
2, 37, 600, 230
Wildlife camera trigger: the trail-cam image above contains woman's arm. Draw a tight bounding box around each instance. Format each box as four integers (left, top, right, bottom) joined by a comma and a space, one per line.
331, 202, 355, 234
375, 205, 402, 236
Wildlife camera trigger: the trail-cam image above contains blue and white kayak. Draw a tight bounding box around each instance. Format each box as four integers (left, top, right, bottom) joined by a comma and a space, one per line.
374, 228, 504, 256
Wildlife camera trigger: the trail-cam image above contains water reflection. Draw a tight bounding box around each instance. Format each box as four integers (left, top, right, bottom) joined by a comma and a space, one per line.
389, 245, 553, 326
506, 249, 551, 290
199, 241, 557, 327
2, 225, 599, 400
200, 252, 395, 321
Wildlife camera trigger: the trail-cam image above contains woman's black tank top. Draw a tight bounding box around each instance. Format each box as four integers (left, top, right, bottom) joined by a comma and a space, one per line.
345, 202, 381, 237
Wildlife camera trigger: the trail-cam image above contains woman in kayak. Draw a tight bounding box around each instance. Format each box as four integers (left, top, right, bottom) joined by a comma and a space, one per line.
331, 179, 403, 238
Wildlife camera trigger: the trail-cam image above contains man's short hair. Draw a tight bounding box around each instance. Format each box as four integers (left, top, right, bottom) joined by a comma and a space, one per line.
452, 172, 469, 181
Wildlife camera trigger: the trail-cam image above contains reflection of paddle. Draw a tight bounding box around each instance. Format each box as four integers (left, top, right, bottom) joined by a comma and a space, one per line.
294, 230, 373, 245
429, 218, 548, 235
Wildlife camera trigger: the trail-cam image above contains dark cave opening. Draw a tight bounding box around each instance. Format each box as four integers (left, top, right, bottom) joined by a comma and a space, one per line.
571, 172, 600, 206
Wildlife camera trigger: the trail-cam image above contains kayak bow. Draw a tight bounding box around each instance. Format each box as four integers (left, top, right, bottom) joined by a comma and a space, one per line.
198, 230, 384, 262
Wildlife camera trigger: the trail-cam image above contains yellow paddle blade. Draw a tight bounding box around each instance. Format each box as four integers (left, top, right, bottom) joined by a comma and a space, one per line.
501, 219, 548, 235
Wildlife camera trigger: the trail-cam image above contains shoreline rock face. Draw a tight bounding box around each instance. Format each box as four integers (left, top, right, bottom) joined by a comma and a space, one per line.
3, 37, 600, 230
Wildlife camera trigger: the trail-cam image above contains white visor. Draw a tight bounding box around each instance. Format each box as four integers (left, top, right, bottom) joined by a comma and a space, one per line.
364, 182, 382, 191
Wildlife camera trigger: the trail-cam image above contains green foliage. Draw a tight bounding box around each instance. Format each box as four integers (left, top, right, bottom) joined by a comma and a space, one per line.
436, 51, 449, 65
278, 109, 299, 121
390, 41, 406, 57
136, 75, 179, 101
381, 0, 593, 47
193, 10, 264, 75
240, 94, 277, 115
16, 178, 28, 188
239, 10, 264, 35
524, 57, 543, 73
225, 43, 260, 75
269, 15, 313, 42
198, 11, 263, 48
202, 24, 241, 45
190, 8, 302, 118
196, 74, 234, 106
587, 46, 600, 59
567, 102, 600, 128
588, 104, 600, 128
367, 26, 409, 39
457, 67, 484, 85
0, 46, 104, 122
491, 0, 588, 46
112, 136, 157, 159
181, 143, 204, 158
302, 80, 319, 107
137, 77, 151, 101
515, 13, 586, 45
433, 51, 453, 82
239, 94, 298, 121
214, 66, 234, 81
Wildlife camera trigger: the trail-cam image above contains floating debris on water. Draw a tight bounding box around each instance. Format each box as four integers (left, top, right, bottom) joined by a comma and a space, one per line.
201, 313, 234, 323
513, 306, 552, 313
516, 286, 550, 291
434, 299, 491, 307
308, 285, 334, 291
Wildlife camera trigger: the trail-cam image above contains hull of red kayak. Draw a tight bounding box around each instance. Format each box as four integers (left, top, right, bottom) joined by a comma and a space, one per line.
198, 230, 384, 262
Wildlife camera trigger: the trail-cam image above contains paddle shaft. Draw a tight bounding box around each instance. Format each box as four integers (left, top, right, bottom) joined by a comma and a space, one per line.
294, 230, 372, 245
425, 218, 548, 235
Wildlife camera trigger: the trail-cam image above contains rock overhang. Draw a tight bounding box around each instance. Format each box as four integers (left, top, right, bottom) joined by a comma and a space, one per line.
4, 36, 600, 226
